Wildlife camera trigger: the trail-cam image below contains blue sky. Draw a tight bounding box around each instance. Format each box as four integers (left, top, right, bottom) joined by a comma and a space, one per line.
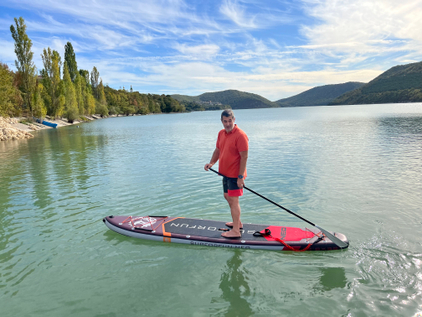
1, 0, 421, 101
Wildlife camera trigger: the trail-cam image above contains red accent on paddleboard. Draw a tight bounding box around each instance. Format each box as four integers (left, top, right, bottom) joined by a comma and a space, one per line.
262, 226, 315, 242
260, 226, 316, 251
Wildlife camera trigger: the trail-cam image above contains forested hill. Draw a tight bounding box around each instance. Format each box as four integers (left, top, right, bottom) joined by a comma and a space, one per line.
330, 61, 422, 105
276, 82, 365, 107
171, 89, 277, 110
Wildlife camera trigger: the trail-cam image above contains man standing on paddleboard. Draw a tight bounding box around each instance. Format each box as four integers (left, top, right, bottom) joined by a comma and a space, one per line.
204, 109, 249, 238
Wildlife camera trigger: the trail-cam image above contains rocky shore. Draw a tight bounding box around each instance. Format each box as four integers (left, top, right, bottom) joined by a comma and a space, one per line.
0, 116, 102, 142
0, 117, 35, 141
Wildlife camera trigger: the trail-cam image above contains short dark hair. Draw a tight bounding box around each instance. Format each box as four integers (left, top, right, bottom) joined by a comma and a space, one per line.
221, 109, 234, 120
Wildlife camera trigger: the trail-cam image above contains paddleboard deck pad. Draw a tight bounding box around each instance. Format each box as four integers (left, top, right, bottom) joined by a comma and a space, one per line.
103, 215, 349, 251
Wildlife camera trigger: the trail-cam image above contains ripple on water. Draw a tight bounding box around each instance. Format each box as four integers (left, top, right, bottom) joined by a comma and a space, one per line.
350, 230, 422, 315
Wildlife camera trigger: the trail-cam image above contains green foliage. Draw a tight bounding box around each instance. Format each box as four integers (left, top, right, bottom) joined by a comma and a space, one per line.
64, 42, 78, 81
276, 82, 366, 107
98, 79, 107, 106
86, 93, 96, 115
331, 61, 422, 105
199, 90, 275, 109
79, 69, 90, 84
0, 63, 22, 117
90, 66, 99, 99
32, 81, 47, 118
74, 73, 85, 115
63, 63, 79, 123
96, 102, 109, 117
41, 48, 64, 118
172, 90, 273, 110
103, 86, 184, 115
10, 16, 37, 114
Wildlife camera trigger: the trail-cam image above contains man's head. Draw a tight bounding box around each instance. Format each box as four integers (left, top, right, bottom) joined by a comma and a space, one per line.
221, 109, 235, 133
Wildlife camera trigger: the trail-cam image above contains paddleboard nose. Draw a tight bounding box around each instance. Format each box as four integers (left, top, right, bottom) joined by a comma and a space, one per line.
333, 232, 349, 248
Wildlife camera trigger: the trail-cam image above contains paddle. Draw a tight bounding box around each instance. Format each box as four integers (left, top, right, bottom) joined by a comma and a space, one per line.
208, 167, 348, 249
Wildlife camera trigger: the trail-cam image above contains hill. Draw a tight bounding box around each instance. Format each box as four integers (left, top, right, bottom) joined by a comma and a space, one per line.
276, 82, 365, 107
171, 89, 277, 110
331, 61, 422, 105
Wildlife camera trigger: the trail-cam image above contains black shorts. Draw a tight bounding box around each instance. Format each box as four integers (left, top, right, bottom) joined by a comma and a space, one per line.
222, 177, 243, 197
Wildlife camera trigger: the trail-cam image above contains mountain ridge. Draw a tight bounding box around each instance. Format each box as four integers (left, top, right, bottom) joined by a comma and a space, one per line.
172, 60, 422, 110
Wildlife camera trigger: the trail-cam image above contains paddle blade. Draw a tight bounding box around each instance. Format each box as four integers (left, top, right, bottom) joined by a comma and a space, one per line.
315, 225, 349, 249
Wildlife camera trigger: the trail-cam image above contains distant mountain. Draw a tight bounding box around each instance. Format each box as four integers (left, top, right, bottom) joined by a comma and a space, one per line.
275, 82, 365, 107
171, 89, 277, 110
331, 61, 422, 105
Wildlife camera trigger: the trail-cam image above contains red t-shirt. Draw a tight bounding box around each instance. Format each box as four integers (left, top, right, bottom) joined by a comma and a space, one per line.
216, 125, 249, 178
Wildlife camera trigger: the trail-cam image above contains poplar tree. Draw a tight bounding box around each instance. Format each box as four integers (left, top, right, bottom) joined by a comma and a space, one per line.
79, 69, 96, 115
64, 42, 78, 81
41, 48, 64, 118
63, 63, 79, 122
10, 17, 37, 115
74, 73, 85, 115
32, 82, 47, 119
90, 66, 99, 99
96, 79, 108, 116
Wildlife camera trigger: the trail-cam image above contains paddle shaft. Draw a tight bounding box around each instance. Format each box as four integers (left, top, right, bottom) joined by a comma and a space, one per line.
209, 168, 315, 226
208, 167, 348, 249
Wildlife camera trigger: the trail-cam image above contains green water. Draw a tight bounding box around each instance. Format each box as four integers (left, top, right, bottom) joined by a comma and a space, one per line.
1, 104, 422, 316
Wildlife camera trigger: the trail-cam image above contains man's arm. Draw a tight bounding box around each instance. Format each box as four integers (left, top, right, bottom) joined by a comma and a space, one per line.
204, 148, 220, 171
237, 150, 248, 188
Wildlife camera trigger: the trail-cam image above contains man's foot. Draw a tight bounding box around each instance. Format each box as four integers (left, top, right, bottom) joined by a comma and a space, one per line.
221, 230, 242, 239
225, 222, 243, 229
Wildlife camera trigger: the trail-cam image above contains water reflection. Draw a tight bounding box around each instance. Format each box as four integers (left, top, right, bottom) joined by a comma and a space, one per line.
218, 250, 253, 316
316, 267, 347, 292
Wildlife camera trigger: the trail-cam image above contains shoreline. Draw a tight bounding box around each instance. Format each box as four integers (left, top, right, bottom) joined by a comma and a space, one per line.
0, 112, 184, 142
0, 115, 106, 141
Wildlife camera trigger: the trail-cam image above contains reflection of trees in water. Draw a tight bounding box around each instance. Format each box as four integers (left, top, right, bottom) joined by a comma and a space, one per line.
218, 250, 253, 317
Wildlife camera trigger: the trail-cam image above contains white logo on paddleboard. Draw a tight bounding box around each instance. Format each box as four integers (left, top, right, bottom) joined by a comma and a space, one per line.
132, 217, 157, 228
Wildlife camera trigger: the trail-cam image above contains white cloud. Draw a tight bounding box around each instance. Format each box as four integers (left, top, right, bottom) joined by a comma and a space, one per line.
220, 0, 257, 28
173, 43, 220, 59
300, 0, 422, 65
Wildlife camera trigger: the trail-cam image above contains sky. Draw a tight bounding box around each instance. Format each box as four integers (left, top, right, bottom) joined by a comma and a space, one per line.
1, 0, 421, 101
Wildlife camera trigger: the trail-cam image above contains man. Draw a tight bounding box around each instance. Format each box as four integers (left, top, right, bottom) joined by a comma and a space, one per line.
204, 109, 249, 238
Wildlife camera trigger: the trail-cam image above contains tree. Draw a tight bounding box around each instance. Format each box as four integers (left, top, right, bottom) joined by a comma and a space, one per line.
74, 73, 85, 115
64, 42, 78, 81
63, 63, 79, 122
96, 79, 108, 116
79, 69, 90, 85
32, 81, 47, 119
90, 66, 99, 99
10, 17, 37, 115
41, 48, 64, 118
0, 63, 23, 117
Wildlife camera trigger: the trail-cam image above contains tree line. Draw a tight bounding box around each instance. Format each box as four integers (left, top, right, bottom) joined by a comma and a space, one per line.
0, 17, 185, 121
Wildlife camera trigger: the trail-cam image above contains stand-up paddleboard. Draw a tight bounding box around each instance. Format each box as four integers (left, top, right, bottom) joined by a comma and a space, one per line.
103, 215, 349, 251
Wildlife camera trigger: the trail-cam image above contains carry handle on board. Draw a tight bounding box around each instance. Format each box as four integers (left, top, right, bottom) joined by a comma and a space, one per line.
208, 168, 348, 249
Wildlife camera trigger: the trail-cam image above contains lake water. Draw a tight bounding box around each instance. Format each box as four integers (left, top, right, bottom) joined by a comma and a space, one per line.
1, 104, 422, 316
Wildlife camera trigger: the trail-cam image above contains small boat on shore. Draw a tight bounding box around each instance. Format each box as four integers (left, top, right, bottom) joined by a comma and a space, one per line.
36, 118, 58, 128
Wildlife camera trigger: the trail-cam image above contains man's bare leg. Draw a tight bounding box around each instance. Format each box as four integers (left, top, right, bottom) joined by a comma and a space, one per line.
222, 194, 242, 238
